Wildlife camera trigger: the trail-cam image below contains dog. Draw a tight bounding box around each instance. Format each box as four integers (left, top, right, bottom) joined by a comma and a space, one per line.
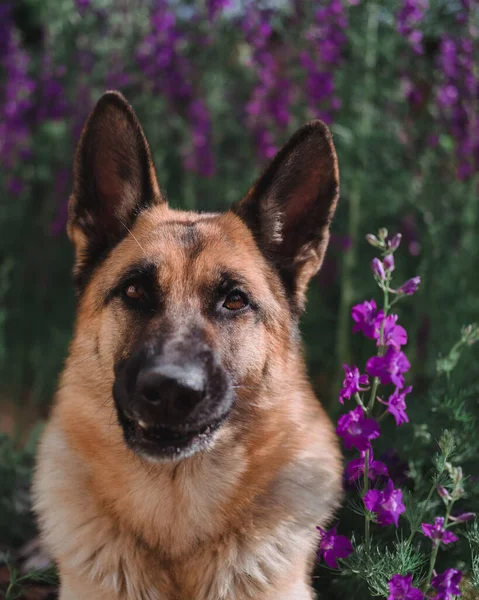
33, 91, 343, 600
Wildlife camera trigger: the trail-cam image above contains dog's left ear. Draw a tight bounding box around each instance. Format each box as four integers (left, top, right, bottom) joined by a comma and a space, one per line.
233, 120, 339, 314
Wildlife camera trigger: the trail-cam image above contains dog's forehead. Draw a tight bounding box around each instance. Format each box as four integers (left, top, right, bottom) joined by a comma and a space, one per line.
105, 206, 272, 290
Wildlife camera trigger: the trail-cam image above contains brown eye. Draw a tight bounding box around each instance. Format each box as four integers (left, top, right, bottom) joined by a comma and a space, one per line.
223, 290, 249, 311
124, 283, 145, 301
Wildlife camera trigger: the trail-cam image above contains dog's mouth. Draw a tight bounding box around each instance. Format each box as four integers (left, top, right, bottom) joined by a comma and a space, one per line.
121, 412, 229, 461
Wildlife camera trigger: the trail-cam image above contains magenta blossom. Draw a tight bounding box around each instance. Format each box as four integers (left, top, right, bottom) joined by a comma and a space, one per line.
352, 299, 384, 339
379, 385, 412, 426
364, 479, 406, 527
339, 364, 369, 404
316, 525, 353, 568
345, 449, 388, 482
374, 314, 408, 348
398, 276, 421, 295
337, 406, 380, 452
421, 517, 458, 545
366, 345, 411, 387
431, 568, 462, 599
387, 574, 424, 600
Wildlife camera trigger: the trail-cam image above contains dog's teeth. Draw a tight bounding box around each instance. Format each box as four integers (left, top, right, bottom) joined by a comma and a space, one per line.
138, 420, 149, 429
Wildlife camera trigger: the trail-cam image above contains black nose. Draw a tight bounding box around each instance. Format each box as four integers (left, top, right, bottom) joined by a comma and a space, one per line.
135, 363, 206, 424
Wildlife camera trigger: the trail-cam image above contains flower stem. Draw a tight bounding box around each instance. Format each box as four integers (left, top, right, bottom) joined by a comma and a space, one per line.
336, 0, 379, 386
424, 501, 455, 593
363, 448, 371, 547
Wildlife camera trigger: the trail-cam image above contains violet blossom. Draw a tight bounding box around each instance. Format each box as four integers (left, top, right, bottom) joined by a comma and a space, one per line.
316, 525, 353, 568
379, 385, 412, 426
366, 345, 411, 387
339, 364, 369, 404
421, 517, 459, 545
430, 568, 462, 600
374, 314, 408, 348
336, 406, 380, 452
387, 574, 424, 600
352, 299, 384, 339
364, 479, 406, 527
345, 449, 388, 482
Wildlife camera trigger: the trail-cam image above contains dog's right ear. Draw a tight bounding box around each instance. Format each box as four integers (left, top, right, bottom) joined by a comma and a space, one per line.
68, 91, 165, 290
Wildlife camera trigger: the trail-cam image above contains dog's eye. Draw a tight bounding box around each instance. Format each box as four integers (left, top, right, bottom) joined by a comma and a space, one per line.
223, 290, 249, 311
124, 283, 145, 302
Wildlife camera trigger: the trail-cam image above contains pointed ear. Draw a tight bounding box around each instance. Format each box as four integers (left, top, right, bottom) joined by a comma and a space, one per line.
68, 91, 165, 290
233, 120, 339, 314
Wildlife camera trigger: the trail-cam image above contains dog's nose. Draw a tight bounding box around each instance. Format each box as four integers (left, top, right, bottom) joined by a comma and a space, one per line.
135, 363, 206, 423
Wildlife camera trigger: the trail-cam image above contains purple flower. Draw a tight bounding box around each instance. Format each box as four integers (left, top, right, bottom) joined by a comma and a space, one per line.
339, 365, 369, 404
387, 574, 424, 600
379, 386, 412, 426
366, 346, 411, 387
337, 406, 380, 452
431, 569, 462, 599
207, 0, 230, 21
352, 300, 384, 339
316, 525, 353, 568
345, 449, 388, 482
421, 517, 459, 545
387, 233, 402, 252
364, 479, 406, 527
398, 277, 421, 295
301, 0, 347, 121
397, 0, 428, 54
374, 314, 408, 348
372, 257, 386, 280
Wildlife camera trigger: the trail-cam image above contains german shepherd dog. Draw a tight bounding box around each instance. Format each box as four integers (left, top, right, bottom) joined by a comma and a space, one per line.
33, 91, 343, 600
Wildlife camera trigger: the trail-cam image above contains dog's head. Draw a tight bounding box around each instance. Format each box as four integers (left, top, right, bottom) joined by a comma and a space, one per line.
67, 92, 339, 462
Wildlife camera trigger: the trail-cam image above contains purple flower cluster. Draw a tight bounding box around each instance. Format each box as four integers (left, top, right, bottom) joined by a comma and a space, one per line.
136, 1, 215, 176
396, 0, 429, 54
241, 4, 291, 160
0, 3, 35, 194
206, 0, 231, 22
436, 35, 478, 180
301, 0, 346, 123
35, 54, 68, 123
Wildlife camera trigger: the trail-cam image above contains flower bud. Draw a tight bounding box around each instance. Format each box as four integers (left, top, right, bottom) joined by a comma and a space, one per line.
398, 276, 421, 296
383, 254, 395, 272
371, 258, 386, 280
387, 233, 402, 252
437, 485, 451, 501
450, 512, 475, 523
366, 234, 382, 248
378, 228, 388, 241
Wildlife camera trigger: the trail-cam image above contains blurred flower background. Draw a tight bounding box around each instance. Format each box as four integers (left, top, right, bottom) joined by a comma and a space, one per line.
0, 0, 478, 598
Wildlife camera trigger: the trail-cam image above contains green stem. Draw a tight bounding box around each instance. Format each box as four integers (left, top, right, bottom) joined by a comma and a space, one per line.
364, 448, 371, 547
424, 501, 455, 593
335, 0, 379, 386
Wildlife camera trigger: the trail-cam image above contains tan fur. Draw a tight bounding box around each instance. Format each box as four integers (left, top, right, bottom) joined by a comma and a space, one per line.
33, 93, 342, 600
